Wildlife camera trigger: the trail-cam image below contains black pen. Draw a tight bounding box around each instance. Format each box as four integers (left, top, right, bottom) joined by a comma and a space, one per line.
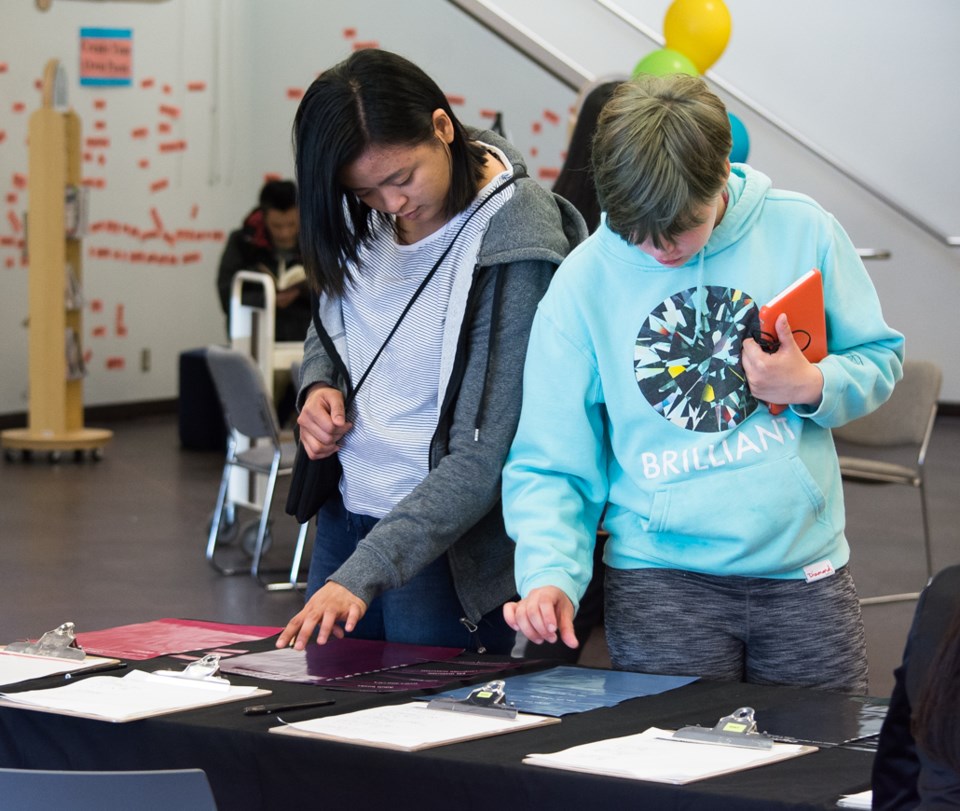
64, 662, 128, 681
244, 699, 336, 716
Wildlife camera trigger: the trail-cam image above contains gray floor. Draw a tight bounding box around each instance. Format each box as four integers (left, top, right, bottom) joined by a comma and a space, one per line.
1, 410, 957, 697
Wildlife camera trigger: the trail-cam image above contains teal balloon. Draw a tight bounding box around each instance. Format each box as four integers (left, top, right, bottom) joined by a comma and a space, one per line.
632, 47, 699, 78
728, 112, 750, 163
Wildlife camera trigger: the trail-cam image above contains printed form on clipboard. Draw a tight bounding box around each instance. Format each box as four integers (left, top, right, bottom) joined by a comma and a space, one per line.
757, 268, 827, 415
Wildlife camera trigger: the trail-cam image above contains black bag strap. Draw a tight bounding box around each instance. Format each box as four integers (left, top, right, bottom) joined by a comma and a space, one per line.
309, 297, 352, 403
308, 173, 519, 408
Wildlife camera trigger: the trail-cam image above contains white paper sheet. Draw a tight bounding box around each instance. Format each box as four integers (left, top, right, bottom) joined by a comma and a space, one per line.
0, 669, 264, 722
524, 727, 816, 785
271, 700, 559, 751
0, 650, 117, 685
837, 789, 872, 809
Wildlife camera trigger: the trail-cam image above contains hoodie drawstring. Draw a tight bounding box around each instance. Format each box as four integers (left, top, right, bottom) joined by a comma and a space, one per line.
694, 247, 706, 341
473, 266, 504, 442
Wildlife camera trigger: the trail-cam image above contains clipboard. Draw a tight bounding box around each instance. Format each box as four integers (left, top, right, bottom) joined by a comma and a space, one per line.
0, 669, 270, 723
0, 646, 121, 687
524, 726, 816, 785
757, 268, 827, 415
270, 700, 559, 751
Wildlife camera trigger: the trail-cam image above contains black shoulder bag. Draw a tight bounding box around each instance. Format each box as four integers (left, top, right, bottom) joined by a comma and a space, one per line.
285, 174, 519, 524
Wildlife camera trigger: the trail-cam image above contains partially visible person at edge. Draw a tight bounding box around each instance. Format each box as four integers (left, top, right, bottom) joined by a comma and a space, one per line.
523, 78, 623, 665
276, 49, 586, 654
502, 74, 904, 693
873, 565, 960, 809
216, 178, 311, 344
552, 79, 623, 234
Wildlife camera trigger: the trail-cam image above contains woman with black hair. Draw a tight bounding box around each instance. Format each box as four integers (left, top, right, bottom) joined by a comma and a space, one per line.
552, 79, 623, 234
276, 49, 586, 654
873, 565, 960, 808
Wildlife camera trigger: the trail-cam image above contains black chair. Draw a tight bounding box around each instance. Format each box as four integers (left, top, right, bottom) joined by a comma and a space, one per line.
0, 767, 218, 810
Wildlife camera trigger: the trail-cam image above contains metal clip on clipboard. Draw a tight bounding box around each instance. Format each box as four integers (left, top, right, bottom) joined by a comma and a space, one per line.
152, 654, 231, 687
672, 706, 775, 750
427, 680, 518, 719
5, 622, 86, 661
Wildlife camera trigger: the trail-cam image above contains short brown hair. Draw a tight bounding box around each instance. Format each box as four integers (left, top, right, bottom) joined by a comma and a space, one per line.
592, 73, 732, 248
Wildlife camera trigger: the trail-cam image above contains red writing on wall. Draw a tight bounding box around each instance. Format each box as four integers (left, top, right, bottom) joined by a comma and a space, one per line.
80, 37, 132, 82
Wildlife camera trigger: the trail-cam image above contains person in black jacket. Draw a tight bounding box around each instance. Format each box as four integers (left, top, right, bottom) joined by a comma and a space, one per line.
873, 565, 960, 808
216, 179, 311, 343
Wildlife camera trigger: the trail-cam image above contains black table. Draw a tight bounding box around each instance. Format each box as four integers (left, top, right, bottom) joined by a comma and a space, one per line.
0, 638, 874, 811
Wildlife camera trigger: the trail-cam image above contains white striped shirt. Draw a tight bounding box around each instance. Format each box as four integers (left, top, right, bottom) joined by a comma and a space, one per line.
339, 147, 514, 518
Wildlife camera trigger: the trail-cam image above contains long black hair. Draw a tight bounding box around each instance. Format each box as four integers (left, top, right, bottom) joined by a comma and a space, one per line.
293, 49, 486, 297
552, 80, 621, 233
913, 600, 960, 770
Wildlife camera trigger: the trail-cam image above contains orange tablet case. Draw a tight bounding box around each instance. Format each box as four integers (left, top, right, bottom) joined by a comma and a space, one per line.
757, 268, 827, 415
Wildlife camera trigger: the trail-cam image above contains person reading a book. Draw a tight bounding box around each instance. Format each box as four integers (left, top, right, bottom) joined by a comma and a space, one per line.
216, 178, 311, 344
502, 73, 904, 693
275, 49, 586, 654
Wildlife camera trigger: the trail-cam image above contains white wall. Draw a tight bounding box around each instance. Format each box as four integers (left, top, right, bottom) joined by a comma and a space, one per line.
489, 0, 960, 237
243, 0, 577, 185
1, 0, 957, 413
0, 0, 574, 416
468, 0, 960, 399
0, 0, 262, 412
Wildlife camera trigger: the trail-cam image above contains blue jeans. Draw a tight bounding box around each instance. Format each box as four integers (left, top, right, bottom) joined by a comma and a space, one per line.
306, 494, 515, 653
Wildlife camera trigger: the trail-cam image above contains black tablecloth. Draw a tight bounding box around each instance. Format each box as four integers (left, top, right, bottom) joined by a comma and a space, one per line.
0, 637, 874, 811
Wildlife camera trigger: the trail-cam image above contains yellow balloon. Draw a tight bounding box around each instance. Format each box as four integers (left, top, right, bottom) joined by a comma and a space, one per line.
663, 0, 732, 73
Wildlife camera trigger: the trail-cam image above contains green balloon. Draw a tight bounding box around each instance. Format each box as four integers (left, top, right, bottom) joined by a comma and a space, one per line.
632, 47, 699, 77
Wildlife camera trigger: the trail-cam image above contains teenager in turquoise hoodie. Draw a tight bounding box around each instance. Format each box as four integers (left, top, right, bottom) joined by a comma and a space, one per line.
502, 74, 904, 693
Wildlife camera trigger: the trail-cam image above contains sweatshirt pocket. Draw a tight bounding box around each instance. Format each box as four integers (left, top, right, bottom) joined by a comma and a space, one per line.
644, 455, 828, 545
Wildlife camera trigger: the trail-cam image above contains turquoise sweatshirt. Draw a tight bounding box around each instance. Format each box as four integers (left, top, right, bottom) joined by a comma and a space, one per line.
503, 164, 905, 610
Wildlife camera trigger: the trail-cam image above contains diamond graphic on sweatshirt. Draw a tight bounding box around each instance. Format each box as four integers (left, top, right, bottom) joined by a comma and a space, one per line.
635, 285, 760, 432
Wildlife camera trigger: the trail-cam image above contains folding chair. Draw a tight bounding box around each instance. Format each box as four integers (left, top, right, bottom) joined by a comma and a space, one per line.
833, 359, 942, 605
228, 269, 303, 401
204, 345, 309, 588
0, 767, 218, 811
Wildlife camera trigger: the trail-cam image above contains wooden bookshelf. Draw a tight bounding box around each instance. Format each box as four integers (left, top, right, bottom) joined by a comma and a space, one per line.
1, 60, 112, 461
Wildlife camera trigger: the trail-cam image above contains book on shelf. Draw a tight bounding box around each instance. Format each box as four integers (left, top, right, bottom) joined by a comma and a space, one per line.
65, 326, 85, 381
64, 262, 83, 311
64, 184, 89, 240
756, 268, 827, 415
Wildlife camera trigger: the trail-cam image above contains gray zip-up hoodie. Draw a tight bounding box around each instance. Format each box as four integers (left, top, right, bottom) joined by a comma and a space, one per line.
297, 128, 587, 631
